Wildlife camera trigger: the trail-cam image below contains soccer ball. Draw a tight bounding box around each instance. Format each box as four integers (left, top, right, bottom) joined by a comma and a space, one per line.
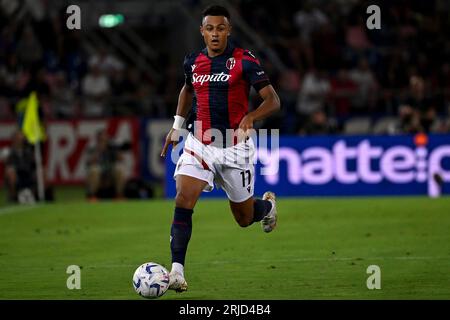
132, 262, 170, 299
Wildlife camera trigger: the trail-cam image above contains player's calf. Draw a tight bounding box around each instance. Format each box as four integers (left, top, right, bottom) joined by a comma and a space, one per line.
229, 197, 274, 229
234, 215, 253, 228
230, 198, 254, 227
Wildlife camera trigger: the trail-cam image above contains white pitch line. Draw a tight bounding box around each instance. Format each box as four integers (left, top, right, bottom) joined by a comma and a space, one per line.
0, 204, 41, 216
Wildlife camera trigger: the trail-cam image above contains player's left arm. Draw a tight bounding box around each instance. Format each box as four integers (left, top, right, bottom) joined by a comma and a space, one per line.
239, 85, 280, 132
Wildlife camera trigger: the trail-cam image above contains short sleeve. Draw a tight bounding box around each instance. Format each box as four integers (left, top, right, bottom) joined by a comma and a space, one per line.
242, 50, 270, 91
183, 55, 193, 88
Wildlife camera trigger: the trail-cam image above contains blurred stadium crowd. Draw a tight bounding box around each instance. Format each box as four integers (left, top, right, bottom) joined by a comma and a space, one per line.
0, 0, 449, 135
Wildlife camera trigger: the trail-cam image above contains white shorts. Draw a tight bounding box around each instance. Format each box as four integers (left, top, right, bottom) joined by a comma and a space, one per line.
174, 133, 256, 203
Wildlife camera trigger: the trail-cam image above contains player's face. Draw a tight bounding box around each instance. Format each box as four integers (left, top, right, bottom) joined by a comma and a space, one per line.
200, 15, 231, 54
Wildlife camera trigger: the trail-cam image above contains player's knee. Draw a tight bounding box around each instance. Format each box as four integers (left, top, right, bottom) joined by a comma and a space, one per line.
175, 191, 196, 209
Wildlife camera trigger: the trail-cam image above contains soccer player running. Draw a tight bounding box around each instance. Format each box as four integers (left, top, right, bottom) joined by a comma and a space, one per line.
160, 5, 280, 292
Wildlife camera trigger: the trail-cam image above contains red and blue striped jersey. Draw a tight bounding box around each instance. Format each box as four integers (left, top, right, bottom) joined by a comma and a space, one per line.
183, 43, 270, 147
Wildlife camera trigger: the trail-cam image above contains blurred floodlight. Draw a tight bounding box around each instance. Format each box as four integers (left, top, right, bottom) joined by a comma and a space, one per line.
99, 14, 124, 28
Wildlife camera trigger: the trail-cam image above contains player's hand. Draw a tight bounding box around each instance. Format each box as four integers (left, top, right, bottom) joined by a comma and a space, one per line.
237, 114, 254, 141
160, 128, 180, 158
239, 114, 254, 131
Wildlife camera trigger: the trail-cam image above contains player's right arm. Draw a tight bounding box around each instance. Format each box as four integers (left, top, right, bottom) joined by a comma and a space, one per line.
160, 84, 193, 157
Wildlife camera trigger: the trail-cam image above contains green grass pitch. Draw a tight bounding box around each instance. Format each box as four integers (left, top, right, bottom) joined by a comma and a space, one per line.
0, 196, 450, 299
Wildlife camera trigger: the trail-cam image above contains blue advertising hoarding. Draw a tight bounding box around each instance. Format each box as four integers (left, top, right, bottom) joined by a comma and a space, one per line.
164, 134, 450, 198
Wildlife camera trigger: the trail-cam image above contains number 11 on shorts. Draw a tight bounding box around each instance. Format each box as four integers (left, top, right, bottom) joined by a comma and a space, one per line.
240, 170, 251, 187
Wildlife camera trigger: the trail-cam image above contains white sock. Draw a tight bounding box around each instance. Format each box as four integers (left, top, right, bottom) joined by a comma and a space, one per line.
171, 262, 184, 277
